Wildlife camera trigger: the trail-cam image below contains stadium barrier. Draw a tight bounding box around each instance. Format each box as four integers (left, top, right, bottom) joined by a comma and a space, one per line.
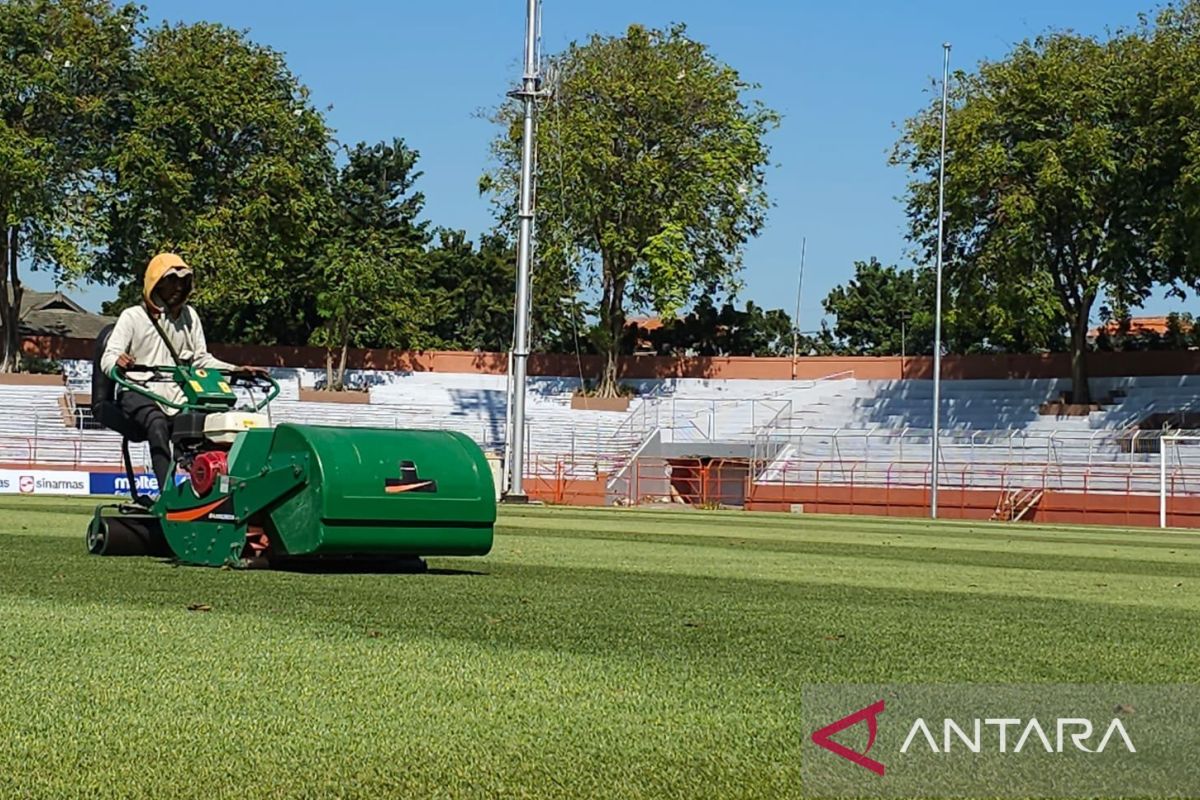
8, 373, 1200, 527
5, 448, 1200, 528
518, 454, 1200, 528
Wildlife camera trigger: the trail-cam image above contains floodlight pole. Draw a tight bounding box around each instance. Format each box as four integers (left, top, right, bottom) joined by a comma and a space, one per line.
504, 0, 541, 501
791, 236, 807, 380
931, 42, 950, 519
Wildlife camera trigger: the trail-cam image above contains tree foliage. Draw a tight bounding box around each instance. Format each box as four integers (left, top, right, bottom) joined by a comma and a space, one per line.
1095, 311, 1200, 351
313, 237, 435, 389
894, 29, 1162, 401
18, 2, 1200, 379
310, 138, 438, 387
822, 258, 1069, 356
100, 21, 334, 346
644, 298, 794, 357
822, 259, 935, 356
0, 0, 139, 370
1141, 2, 1200, 284
484, 23, 778, 395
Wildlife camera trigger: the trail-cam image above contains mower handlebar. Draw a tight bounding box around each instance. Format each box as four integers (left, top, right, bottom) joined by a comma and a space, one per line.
109, 364, 280, 412
229, 371, 281, 411
109, 364, 188, 409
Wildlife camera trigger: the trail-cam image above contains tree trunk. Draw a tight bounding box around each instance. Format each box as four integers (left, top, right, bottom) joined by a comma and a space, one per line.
599, 344, 620, 397
324, 346, 334, 390
335, 326, 349, 391
596, 270, 626, 398
0, 223, 20, 374
1068, 305, 1092, 405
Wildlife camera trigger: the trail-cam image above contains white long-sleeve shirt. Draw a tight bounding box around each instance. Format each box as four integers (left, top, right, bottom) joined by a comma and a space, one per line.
100, 305, 234, 414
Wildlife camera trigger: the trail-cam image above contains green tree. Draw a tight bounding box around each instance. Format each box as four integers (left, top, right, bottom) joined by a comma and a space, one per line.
424, 230, 513, 351
1141, 2, 1200, 286
1094, 311, 1196, 352
1164, 312, 1194, 350
823, 259, 935, 356
100, 21, 334, 345
646, 297, 794, 357
312, 237, 435, 389
311, 138, 439, 386
330, 138, 429, 253
0, 0, 139, 371
821, 258, 1066, 356
483, 23, 777, 395
424, 228, 591, 354
894, 31, 1158, 402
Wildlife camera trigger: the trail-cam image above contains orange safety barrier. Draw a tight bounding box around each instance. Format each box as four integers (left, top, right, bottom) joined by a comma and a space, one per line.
507, 453, 1200, 528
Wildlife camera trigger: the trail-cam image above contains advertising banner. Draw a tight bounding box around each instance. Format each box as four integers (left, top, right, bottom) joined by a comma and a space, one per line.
88, 472, 160, 496
0, 470, 90, 496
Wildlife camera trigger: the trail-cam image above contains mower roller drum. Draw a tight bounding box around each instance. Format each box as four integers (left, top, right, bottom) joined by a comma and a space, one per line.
86, 506, 172, 557
159, 425, 496, 567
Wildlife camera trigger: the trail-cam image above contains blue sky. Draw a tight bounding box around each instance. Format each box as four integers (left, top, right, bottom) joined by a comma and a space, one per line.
32, 0, 1159, 326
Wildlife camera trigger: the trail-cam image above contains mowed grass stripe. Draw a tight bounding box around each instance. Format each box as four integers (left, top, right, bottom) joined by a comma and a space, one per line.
3, 513, 1197, 651
5, 509, 1199, 614
1, 499, 1199, 798
503, 525, 1200, 575
0, 597, 797, 800
13, 496, 1200, 549
502, 504, 1200, 544
1, 536, 1196, 680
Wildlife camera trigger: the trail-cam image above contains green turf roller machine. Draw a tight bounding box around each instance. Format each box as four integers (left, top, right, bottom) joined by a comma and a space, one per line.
86, 355, 495, 569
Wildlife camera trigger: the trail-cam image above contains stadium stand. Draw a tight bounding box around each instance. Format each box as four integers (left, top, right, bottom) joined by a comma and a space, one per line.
9, 362, 1200, 523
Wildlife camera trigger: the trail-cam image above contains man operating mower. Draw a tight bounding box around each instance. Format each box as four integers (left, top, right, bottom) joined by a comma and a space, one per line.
100, 252, 263, 492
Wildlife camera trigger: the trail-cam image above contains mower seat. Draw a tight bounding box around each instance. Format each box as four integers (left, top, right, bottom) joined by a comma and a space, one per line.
92, 323, 148, 443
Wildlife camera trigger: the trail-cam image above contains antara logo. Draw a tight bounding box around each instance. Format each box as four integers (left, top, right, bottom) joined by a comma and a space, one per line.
811, 700, 887, 775
385, 460, 438, 494
901, 717, 1136, 754
811, 700, 1137, 776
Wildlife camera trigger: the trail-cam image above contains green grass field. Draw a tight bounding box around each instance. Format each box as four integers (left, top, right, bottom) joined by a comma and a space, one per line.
1, 497, 1199, 799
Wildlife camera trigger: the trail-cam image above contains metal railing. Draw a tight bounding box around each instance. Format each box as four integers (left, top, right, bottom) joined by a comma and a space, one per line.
750, 426, 1200, 496
608, 370, 856, 446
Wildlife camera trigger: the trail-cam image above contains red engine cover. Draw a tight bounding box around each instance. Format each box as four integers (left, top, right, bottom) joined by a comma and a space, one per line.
189, 451, 229, 496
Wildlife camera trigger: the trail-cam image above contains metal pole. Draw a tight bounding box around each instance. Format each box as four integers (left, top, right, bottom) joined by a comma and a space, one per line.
791, 236, 807, 380
931, 42, 950, 519
505, 0, 541, 500
503, 350, 514, 491
1160, 435, 1168, 529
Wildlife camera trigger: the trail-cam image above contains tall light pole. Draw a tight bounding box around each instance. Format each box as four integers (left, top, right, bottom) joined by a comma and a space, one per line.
931, 42, 951, 519
791, 236, 807, 380
504, 0, 541, 501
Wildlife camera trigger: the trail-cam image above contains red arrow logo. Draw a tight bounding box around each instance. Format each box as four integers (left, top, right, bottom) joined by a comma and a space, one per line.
811, 700, 886, 776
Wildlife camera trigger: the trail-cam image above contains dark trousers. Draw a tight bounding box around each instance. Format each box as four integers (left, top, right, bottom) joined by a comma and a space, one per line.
118, 392, 174, 491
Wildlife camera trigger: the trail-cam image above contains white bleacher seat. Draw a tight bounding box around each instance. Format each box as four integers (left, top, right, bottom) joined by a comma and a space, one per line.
20, 364, 1200, 496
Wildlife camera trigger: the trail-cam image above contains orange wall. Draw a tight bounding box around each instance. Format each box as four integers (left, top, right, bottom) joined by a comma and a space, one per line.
0, 373, 63, 386
525, 474, 608, 506
23, 335, 1200, 381
746, 484, 1200, 528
